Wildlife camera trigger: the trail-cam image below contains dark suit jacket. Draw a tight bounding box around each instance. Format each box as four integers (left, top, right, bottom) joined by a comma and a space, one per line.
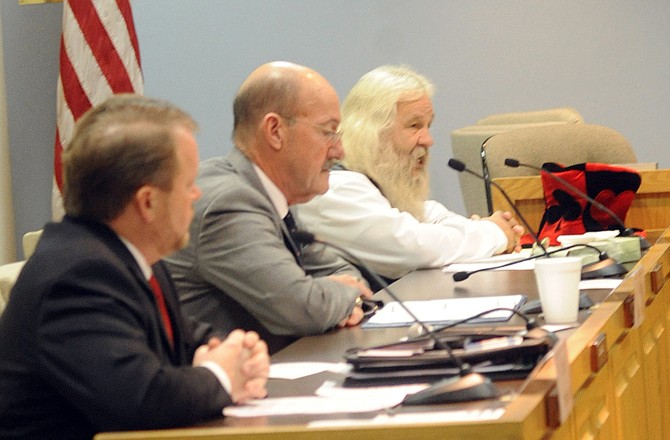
165, 148, 363, 354
0, 217, 231, 439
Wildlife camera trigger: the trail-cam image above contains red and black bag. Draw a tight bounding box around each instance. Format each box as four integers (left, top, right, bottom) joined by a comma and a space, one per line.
534, 162, 641, 246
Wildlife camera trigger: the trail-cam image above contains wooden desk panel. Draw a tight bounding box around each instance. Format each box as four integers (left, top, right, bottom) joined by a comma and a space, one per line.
491, 169, 670, 239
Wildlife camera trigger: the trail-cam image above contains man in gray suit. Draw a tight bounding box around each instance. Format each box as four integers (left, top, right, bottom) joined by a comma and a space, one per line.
165, 62, 372, 353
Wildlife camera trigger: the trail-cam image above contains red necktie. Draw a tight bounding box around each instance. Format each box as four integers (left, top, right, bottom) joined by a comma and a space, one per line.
149, 274, 174, 346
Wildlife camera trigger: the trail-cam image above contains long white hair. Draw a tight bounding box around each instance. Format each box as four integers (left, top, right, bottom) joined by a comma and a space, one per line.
340, 65, 434, 174
340, 66, 435, 218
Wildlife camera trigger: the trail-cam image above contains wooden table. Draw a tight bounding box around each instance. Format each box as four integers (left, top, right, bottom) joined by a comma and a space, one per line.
96, 228, 670, 440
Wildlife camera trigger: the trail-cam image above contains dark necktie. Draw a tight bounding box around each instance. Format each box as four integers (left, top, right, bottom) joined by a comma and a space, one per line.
149, 274, 174, 347
283, 211, 303, 267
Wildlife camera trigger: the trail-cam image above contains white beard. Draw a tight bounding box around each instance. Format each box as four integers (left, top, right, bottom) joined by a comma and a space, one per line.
369, 144, 430, 221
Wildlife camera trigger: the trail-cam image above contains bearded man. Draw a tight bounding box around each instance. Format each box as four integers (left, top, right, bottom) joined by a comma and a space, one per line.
295, 65, 524, 281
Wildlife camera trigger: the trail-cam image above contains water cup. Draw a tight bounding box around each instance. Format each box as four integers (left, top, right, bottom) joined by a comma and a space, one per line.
533, 257, 583, 324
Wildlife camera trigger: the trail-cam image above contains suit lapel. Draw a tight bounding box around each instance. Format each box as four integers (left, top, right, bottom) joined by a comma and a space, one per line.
228, 148, 277, 214
228, 148, 304, 266
63, 217, 181, 360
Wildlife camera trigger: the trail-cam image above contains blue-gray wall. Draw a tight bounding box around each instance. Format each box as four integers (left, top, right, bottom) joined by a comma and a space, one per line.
2, 1, 669, 259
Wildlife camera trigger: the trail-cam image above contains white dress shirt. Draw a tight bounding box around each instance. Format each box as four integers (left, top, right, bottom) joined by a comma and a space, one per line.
295, 169, 507, 279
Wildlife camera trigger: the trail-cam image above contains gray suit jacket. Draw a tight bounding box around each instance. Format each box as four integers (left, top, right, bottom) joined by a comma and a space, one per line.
165, 148, 362, 353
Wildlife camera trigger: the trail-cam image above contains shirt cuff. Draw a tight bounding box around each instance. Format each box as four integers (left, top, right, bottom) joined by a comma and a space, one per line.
200, 361, 232, 394
479, 219, 509, 254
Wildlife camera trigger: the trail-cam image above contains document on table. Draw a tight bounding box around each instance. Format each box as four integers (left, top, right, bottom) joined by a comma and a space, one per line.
362, 295, 526, 328
269, 362, 351, 380
443, 251, 535, 273
224, 380, 506, 422
309, 407, 505, 427
223, 381, 428, 417
579, 278, 622, 290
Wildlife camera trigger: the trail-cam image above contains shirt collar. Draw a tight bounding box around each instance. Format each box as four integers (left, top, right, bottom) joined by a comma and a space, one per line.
118, 235, 152, 281
252, 163, 289, 218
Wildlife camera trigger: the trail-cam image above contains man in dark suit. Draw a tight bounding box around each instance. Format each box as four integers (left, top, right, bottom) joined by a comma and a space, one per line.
0, 95, 269, 439
165, 62, 373, 353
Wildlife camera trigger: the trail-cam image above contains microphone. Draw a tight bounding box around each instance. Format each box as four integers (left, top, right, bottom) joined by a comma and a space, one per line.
447, 158, 548, 256
451, 243, 626, 282
292, 230, 499, 405
503, 158, 646, 249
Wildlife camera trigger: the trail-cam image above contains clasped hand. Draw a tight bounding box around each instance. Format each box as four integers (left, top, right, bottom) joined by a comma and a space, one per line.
480, 210, 525, 253
193, 329, 270, 404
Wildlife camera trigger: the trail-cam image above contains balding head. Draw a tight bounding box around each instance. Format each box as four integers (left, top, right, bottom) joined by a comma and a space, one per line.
231, 61, 343, 204
232, 61, 330, 149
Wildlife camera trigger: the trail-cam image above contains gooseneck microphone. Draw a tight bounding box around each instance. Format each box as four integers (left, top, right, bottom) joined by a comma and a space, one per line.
447, 157, 627, 280
503, 158, 635, 237
291, 230, 498, 404
451, 243, 625, 282
447, 158, 548, 256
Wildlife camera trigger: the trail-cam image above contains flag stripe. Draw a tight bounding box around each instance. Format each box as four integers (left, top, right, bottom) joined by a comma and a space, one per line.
58, 34, 92, 121
52, 0, 142, 217
55, 77, 76, 150
116, 0, 141, 70
69, 0, 135, 94
94, 1, 143, 93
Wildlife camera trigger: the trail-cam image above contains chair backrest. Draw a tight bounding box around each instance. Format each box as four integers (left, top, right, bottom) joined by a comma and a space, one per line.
0, 261, 25, 316
22, 229, 43, 260
481, 123, 637, 213
450, 107, 584, 216
474, 107, 584, 126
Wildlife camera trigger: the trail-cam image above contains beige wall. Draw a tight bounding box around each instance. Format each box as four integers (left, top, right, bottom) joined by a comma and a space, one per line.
0, 8, 16, 265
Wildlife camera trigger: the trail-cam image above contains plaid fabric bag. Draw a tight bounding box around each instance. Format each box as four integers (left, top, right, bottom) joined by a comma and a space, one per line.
533, 162, 641, 246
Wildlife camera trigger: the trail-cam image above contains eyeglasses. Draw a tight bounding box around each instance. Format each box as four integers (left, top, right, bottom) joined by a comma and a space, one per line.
280, 115, 343, 145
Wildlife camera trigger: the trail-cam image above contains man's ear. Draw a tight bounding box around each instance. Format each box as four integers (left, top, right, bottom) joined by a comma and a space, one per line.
263, 112, 284, 151
134, 185, 157, 223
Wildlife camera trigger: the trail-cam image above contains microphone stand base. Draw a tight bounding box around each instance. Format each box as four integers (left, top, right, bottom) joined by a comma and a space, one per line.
401, 373, 498, 405
581, 258, 627, 279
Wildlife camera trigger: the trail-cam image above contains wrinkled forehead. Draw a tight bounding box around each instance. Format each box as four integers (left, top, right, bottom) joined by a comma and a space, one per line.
395, 95, 434, 120
296, 75, 340, 123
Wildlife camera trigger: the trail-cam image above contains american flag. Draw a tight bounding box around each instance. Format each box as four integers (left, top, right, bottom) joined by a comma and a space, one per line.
52, 0, 143, 219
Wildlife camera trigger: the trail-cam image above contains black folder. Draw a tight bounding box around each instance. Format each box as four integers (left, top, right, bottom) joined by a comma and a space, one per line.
344, 327, 556, 386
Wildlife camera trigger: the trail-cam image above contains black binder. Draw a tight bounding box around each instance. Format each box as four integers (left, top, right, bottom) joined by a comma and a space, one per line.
344, 327, 556, 386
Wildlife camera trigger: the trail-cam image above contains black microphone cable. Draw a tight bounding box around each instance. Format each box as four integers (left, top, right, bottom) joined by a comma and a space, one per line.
292, 230, 500, 404
451, 243, 610, 282
447, 158, 549, 256
292, 231, 452, 353
408, 307, 558, 355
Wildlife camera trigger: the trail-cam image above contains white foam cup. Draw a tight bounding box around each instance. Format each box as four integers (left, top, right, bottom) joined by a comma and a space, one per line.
533, 256, 583, 324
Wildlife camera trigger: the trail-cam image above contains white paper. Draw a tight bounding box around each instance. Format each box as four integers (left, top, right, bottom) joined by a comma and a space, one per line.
362, 295, 526, 328
443, 250, 533, 272
309, 408, 505, 427
557, 231, 619, 246
541, 323, 579, 333
223, 382, 428, 417
444, 258, 536, 273
578, 278, 622, 290
269, 362, 351, 380
454, 249, 533, 265
443, 244, 613, 274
